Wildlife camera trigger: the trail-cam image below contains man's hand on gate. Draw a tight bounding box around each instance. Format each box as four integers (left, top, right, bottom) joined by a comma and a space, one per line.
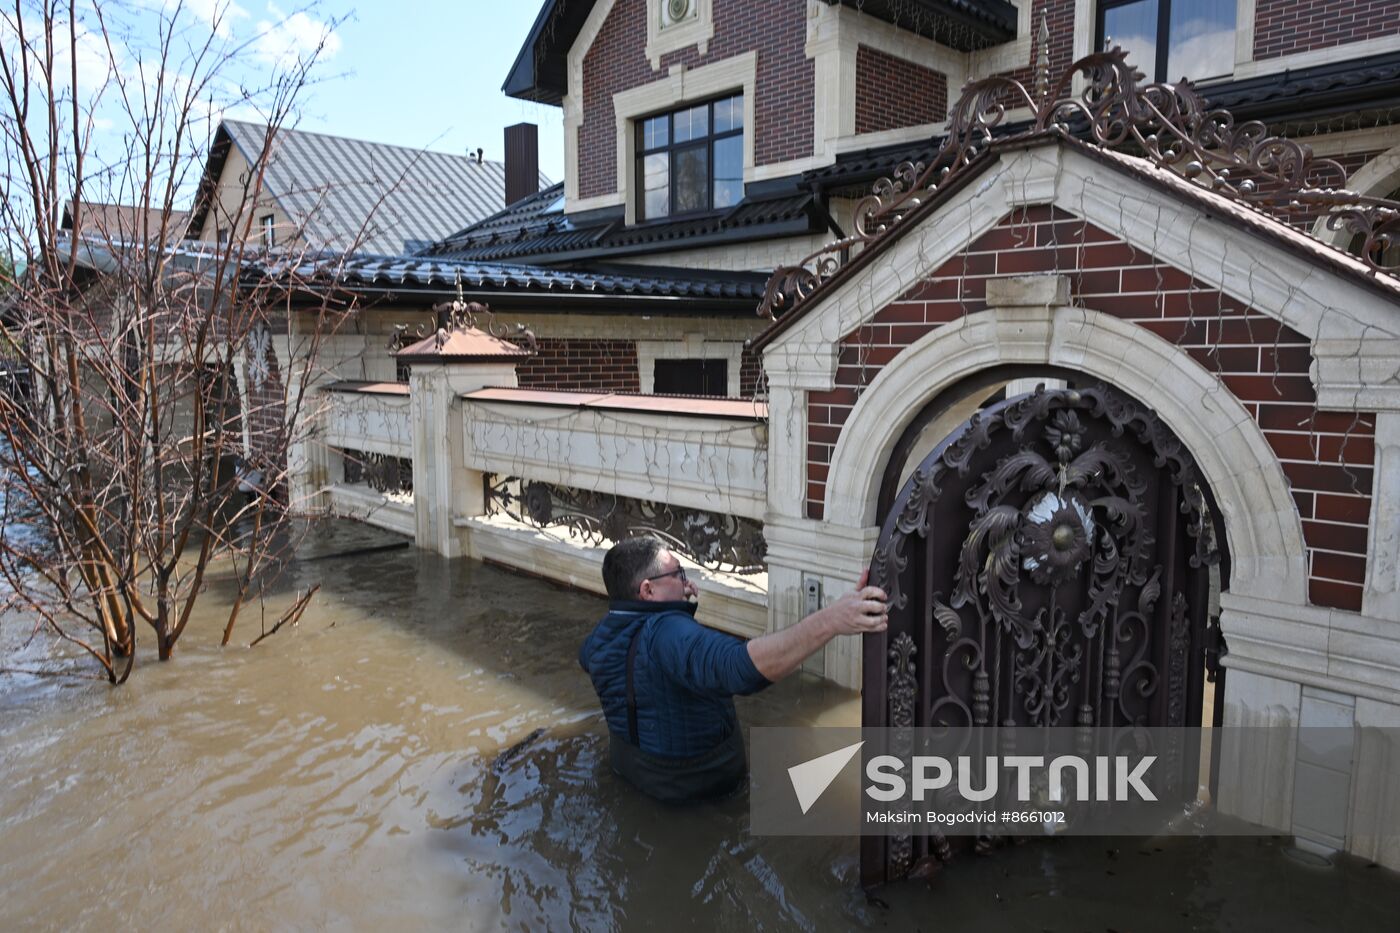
820, 569, 888, 636
746, 568, 889, 681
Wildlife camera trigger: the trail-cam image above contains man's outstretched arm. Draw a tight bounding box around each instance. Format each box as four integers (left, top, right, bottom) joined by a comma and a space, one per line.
746, 570, 888, 682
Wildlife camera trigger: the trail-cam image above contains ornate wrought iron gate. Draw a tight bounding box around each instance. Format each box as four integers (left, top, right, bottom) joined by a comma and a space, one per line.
862, 384, 1226, 886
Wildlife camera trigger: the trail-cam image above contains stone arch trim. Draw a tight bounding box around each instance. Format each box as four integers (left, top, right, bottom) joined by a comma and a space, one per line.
823, 305, 1310, 604
1312, 142, 1400, 248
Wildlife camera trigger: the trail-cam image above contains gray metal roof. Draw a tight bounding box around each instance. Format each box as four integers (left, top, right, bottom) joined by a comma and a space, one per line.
217, 120, 551, 256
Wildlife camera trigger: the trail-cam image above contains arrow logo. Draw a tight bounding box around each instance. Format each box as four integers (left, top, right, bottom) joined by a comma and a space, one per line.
787, 741, 864, 814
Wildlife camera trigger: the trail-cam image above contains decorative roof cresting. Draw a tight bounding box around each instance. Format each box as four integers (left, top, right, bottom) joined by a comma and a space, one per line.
757, 43, 1400, 321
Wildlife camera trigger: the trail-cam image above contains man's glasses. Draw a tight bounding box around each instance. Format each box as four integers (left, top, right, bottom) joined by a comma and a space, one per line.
645, 567, 688, 584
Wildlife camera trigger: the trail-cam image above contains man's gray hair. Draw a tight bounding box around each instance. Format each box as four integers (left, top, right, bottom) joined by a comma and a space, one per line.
602, 536, 665, 601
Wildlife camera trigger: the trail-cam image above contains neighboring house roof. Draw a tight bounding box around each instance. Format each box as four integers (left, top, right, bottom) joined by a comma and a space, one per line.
503, 0, 1018, 105
186, 120, 551, 256
61, 201, 190, 245
422, 182, 824, 264
259, 253, 769, 313
751, 131, 1400, 351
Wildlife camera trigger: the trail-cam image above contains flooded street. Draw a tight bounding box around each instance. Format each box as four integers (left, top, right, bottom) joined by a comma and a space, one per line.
2, 520, 1399, 931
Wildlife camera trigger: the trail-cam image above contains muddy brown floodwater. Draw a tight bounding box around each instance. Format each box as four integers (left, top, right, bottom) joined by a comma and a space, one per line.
2, 520, 1399, 931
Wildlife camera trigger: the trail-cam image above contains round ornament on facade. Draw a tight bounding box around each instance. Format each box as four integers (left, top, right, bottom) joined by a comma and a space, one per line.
664, 0, 691, 25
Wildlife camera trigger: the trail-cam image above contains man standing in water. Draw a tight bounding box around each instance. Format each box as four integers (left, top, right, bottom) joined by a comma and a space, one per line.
579, 536, 888, 802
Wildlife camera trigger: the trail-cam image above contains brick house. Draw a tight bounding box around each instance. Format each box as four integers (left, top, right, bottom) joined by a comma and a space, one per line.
253, 2, 1400, 872
281, 0, 1395, 398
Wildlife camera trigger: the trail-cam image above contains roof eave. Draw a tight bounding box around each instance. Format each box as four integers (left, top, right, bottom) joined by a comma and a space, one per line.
502, 0, 575, 106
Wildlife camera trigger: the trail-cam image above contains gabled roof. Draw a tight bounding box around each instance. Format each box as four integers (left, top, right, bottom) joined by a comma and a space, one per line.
186, 120, 551, 256
504, 0, 1018, 105
421, 184, 823, 264
61, 200, 190, 246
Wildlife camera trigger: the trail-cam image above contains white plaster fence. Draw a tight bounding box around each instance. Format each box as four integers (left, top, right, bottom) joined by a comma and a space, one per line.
451, 388, 772, 638
321, 382, 412, 459
459, 388, 768, 520
319, 382, 415, 536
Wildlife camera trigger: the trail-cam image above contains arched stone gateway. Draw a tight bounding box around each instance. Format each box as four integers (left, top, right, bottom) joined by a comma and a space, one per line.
862, 381, 1226, 885
755, 51, 1400, 869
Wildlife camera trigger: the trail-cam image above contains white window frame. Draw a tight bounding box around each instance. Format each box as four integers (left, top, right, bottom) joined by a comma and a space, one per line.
612, 53, 757, 225
645, 0, 714, 69
637, 336, 743, 397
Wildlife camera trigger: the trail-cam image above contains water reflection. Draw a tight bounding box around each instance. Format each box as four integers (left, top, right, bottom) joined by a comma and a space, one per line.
1, 521, 1397, 930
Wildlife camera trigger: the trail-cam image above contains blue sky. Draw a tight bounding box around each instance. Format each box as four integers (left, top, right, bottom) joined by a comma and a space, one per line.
284, 1, 565, 182
2, 1, 565, 190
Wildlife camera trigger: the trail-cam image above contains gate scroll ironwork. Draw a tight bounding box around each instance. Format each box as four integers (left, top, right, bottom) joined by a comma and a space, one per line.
861, 384, 1227, 887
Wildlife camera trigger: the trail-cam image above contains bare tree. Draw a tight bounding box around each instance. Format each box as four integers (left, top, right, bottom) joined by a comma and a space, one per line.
0, 0, 345, 682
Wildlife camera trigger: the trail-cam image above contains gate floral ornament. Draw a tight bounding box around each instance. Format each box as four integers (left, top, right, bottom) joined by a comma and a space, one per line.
864, 384, 1225, 884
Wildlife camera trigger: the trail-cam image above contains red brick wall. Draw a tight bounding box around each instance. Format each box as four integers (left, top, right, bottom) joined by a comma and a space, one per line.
739, 343, 763, 398
988, 0, 1076, 87
854, 45, 949, 134
1254, 0, 1399, 61
516, 337, 641, 392
578, 0, 815, 200
805, 206, 1377, 612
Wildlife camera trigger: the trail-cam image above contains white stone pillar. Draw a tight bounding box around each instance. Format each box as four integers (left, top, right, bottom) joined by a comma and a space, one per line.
398, 325, 527, 558
1363, 412, 1400, 620
1216, 667, 1300, 834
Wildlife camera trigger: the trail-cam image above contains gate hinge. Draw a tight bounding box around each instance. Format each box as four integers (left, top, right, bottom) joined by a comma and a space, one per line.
1204, 614, 1227, 682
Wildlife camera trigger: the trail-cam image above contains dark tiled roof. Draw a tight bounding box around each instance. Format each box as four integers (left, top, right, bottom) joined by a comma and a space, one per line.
265, 254, 768, 310
1200, 50, 1400, 122
422, 189, 821, 263
805, 52, 1400, 195
806, 139, 941, 192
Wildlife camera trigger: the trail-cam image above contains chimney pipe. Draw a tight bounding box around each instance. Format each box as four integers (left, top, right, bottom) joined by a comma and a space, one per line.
504, 122, 539, 207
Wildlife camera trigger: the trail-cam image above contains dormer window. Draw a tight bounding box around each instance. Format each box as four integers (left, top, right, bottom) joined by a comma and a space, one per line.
636, 93, 744, 222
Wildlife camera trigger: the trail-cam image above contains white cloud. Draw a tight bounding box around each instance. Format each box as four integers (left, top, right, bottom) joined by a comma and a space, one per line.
167, 0, 251, 40
1166, 21, 1236, 82
253, 4, 341, 69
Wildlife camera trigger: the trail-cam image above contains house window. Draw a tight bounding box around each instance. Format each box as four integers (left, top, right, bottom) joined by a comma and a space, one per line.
260, 214, 275, 248
1096, 0, 1236, 83
653, 358, 728, 396
636, 93, 744, 222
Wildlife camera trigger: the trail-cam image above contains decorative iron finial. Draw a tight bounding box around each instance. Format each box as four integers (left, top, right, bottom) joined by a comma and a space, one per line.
384, 266, 539, 355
